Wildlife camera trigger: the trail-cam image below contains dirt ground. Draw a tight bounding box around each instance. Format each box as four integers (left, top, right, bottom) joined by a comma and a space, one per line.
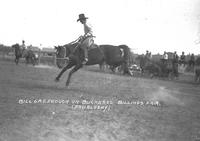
0, 60, 200, 141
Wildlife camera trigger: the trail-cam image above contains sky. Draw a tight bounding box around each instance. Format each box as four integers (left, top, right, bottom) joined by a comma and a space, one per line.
0, 0, 200, 55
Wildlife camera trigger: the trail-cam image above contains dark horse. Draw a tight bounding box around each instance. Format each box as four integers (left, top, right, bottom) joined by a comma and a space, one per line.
54, 41, 130, 86
12, 43, 37, 65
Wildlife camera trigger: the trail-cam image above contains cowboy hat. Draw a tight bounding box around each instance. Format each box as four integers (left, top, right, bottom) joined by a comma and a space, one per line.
77, 14, 88, 22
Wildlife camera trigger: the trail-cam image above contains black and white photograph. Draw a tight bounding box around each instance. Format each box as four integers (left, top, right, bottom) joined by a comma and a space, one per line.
0, 0, 200, 140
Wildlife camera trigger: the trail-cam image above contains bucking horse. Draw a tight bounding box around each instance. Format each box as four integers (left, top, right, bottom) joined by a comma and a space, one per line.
54, 37, 130, 86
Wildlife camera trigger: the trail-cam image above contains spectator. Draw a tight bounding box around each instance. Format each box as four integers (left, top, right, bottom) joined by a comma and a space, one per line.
162, 51, 168, 65
189, 53, 195, 67
145, 50, 151, 59
180, 51, 186, 66
145, 50, 149, 57
172, 51, 179, 78
173, 51, 179, 63
148, 52, 152, 59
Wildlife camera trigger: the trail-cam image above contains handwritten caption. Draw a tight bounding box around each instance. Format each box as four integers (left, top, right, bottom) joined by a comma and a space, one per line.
18, 99, 161, 112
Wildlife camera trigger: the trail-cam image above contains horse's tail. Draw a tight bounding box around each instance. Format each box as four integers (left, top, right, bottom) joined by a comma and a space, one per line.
118, 45, 130, 63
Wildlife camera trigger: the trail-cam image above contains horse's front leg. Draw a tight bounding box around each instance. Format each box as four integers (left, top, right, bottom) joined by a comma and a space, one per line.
55, 61, 75, 82
66, 64, 82, 86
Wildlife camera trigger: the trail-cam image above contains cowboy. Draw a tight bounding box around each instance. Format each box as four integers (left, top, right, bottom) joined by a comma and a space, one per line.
77, 13, 94, 64
21, 40, 26, 50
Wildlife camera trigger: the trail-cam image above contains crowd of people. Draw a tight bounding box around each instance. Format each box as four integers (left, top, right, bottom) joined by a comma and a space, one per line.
145, 50, 196, 68
142, 50, 197, 78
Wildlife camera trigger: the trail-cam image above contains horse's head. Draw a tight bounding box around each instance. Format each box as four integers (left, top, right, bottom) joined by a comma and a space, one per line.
54, 45, 66, 68
55, 43, 76, 57
64, 42, 82, 60
12, 43, 22, 56
54, 43, 79, 68
55, 42, 83, 68
11, 43, 20, 49
55, 45, 65, 58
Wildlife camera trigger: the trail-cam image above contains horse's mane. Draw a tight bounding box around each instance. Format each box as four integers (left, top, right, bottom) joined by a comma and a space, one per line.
64, 42, 79, 50
62, 42, 81, 57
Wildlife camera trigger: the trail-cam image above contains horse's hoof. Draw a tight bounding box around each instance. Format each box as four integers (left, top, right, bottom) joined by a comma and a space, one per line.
54, 78, 59, 82
66, 82, 70, 87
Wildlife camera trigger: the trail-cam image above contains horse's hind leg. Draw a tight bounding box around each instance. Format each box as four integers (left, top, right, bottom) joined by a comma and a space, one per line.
66, 64, 82, 86
55, 61, 75, 82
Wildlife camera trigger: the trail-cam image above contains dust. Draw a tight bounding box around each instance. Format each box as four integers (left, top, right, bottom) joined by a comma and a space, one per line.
149, 86, 185, 106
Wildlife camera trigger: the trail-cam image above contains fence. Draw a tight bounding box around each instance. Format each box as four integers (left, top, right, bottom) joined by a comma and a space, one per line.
36, 50, 56, 66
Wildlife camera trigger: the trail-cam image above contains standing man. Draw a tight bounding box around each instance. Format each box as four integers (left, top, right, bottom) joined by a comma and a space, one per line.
189, 53, 195, 67
162, 51, 168, 65
172, 51, 179, 78
148, 52, 152, 59
180, 51, 186, 66
77, 13, 94, 64
145, 50, 149, 59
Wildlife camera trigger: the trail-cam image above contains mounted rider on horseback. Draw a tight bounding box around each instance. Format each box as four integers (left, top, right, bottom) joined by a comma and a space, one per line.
77, 13, 94, 65
20, 40, 28, 58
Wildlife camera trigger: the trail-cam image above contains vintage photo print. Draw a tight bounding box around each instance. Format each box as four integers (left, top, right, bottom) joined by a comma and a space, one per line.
0, 0, 200, 141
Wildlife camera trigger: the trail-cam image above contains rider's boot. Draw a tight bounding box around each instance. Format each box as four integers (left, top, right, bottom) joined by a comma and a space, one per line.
82, 48, 88, 65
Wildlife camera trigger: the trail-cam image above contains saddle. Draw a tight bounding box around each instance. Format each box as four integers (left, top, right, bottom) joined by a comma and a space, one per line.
69, 36, 99, 53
